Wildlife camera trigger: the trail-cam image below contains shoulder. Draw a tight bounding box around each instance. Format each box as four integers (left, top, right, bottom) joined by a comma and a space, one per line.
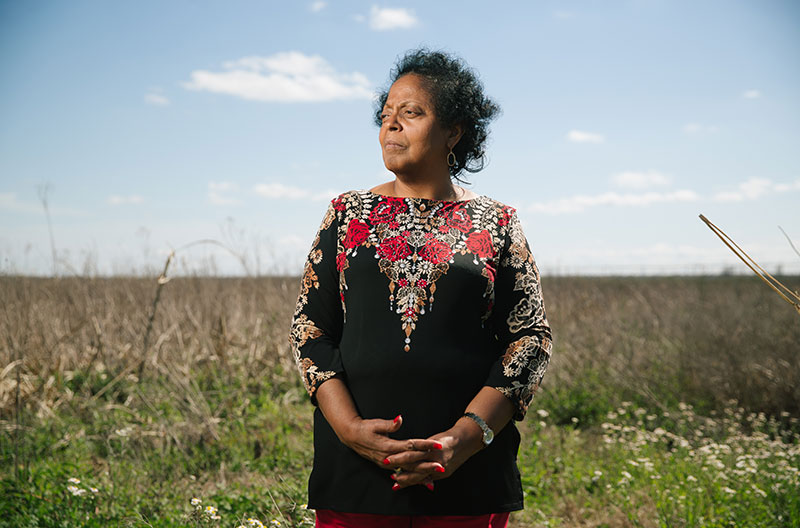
471, 195, 518, 229
329, 190, 365, 210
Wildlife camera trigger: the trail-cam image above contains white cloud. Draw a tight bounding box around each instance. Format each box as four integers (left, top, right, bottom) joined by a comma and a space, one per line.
107, 195, 143, 205
774, 180, 800, 192
208, 181, 239, 205
183, 51, 373, 103
742, 89, 761, 99
144, 93, 170, 106
0, 192, 41, 213
526, 189, 699, 215
713, 178, 800, 202
567, 130, 604, 144
253, 182, 339, 202
683, 123, 718, 135
253, 182, 308, 200
611, 170, 671, 189
368, 6, 419, 30
309, 1, 327, 13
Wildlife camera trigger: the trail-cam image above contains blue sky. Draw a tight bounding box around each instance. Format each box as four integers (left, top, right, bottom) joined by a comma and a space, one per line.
1, 0, 799, 276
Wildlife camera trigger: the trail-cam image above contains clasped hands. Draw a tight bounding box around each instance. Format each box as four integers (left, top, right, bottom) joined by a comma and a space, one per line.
339, 414, 483, 492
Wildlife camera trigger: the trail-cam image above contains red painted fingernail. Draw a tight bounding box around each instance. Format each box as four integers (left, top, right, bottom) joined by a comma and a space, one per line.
392, 483, 400, 491
390, 473, 396, 481
433, 441, 443, 450
435, 465, 445, 473
383, 458, 391, 465
425, 482, 434, 491
393, 415, 401, 424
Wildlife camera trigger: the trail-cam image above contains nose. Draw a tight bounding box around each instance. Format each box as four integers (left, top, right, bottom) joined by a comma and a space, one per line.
383, 112, 401, 131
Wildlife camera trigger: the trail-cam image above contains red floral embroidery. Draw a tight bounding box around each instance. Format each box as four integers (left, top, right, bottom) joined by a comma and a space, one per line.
343, 219, 369, 249
336, 252, 347, 272
442, 204, 472, 233
368, 198, 408, 225
331, 191, 510, 353
466, 230, 495, 260
485, 260, 497, 282
377, 235, 412, 261
498, 206, 514, 227
332, 196, 347, 212
419, 238, 454, 264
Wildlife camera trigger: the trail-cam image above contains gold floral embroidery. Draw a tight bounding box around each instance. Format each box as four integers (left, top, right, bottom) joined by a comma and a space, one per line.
289, 314, 336, 397
501, 335, 550, 376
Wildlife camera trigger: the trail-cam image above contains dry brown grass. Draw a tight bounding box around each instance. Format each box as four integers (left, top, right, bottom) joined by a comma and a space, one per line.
2, 274, 798, 425
543, 275, 800, 419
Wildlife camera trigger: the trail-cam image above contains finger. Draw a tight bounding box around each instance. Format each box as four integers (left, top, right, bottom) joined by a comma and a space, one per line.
391, 469, 430, 489
384, 437, 443, 458
397, 461, 446, 475
405, 438, 443, 451
386, 449, 443, 467
370, 414, 403, 435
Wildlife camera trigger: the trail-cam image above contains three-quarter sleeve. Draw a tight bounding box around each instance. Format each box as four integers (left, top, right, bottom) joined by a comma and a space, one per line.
288, 199, 345, 404
485, 209, 553, 421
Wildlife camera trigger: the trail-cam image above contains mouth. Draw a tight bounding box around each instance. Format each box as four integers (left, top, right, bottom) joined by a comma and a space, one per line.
384, 141, 405, 150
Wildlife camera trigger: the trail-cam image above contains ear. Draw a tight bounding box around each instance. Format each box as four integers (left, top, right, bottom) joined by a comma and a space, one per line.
446, 123, 464, 151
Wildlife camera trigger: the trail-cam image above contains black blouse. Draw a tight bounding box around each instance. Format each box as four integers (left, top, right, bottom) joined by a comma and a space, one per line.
288, 189, 552, 515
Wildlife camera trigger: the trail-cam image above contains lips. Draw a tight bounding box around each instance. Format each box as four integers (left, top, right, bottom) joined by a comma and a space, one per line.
384, 141, 405, 150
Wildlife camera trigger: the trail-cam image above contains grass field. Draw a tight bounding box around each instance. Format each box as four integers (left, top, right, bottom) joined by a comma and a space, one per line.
1, 275, 798, 527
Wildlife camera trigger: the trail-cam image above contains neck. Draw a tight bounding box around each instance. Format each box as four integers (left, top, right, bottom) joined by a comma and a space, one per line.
390, 173, 461, 201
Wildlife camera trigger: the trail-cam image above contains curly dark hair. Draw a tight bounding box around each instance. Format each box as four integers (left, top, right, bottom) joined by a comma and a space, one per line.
374, 48, 501, 182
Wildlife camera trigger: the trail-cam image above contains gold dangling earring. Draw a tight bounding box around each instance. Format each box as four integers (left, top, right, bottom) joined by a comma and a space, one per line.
447, 149, 456, 168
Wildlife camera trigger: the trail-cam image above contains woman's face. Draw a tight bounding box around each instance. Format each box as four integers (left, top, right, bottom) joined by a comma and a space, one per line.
379, 74, 456, 178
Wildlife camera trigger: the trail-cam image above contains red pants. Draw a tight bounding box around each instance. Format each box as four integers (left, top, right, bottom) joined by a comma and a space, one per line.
315, 509, 510, 528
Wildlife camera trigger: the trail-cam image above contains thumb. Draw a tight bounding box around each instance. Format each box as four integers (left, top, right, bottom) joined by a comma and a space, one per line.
373, 414, 403, 434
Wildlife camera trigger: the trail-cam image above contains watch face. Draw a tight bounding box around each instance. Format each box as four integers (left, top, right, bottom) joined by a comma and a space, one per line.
484, 429, 494, 445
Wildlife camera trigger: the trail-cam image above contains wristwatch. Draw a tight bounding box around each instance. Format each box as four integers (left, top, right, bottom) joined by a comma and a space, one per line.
462, 412, 494, 448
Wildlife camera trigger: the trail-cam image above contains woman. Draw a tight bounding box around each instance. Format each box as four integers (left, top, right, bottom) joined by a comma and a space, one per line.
288, 48, 552, 528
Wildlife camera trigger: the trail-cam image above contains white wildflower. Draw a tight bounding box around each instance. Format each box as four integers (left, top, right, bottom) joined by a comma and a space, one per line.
67, 477, 81, 484
191, 497, 202, 507
67, 485, 86, 497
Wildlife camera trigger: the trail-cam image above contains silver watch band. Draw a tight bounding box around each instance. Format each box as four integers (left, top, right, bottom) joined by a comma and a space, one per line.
462, 412, 494, 447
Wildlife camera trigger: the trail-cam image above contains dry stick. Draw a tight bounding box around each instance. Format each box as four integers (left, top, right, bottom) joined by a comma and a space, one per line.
699, 214, 800, 315
11, 337, 21, 481
37, 183, 58, 277
138, 250, 174, 382
137, 239, 251, 382
778, 226, 800, 260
